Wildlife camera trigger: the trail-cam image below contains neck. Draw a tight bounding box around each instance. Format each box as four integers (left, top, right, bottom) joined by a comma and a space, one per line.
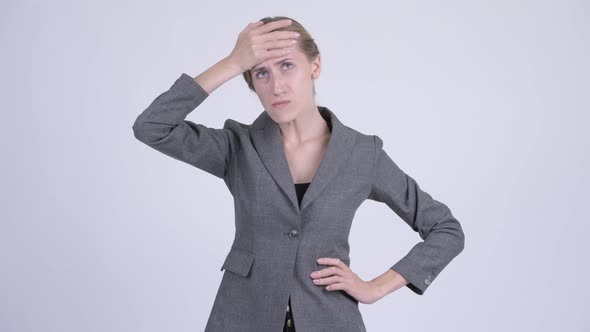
278, 104, 330, 146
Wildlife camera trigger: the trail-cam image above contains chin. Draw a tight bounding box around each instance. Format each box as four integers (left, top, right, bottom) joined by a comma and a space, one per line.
266, 107, 299, 124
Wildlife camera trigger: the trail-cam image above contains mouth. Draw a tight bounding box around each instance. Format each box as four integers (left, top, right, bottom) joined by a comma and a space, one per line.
272, 100, 291, 107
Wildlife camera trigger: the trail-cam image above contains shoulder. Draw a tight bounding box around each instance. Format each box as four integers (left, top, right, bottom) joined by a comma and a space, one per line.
222, 118, 250, 132
340, 123, 382, 152
220, 117, 259, 139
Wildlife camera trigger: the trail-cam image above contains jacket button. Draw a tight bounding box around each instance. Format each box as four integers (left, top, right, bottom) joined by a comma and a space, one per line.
288, 229, 299, 239
425, 279, 431, 285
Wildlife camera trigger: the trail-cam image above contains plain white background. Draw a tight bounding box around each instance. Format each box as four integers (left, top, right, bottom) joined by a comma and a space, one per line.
1, 0, 588, 331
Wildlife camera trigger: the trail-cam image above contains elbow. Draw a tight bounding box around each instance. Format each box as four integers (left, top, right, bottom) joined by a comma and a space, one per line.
446, 214, 465, 256
431, 215, 466, 256
132, 117, 149, 142
132, 115, 170, 144
454, 223, 466, 256
438, 217, 466, 257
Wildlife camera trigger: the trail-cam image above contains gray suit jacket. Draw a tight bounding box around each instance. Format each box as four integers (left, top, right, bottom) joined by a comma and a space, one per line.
132, 73, 465, 331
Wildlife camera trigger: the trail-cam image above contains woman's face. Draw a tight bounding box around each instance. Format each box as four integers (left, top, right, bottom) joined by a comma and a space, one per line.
250, 45, 321, 124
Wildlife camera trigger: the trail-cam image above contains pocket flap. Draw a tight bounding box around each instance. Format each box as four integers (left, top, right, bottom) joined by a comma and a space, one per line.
220, 248, 255, 277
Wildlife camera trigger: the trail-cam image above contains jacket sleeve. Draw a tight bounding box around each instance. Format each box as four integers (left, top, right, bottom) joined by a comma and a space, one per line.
367, 135, 465, 295
132, 73, 236, 185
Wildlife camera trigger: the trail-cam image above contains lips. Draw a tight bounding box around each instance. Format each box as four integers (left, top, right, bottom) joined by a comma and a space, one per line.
272, 100, 290, 106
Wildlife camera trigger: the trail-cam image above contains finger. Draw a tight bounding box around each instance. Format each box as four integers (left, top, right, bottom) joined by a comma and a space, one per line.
261, 38, 298, 51
243, 20, 264, 33
259, 30, 300, 42
263, 46, 294, 59
251, 20, 264, 28
325, 282, 346, 291
318, 257, 347, 268
320, 259, 349, 273
248, 20, 264, 27
312, 275, 344, 286
317, 266, 342, 278
253, 18, 293, 34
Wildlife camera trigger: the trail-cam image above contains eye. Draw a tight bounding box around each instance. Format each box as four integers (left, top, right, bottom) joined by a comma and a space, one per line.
255, 70, 267, 79
254, 62, 294, 80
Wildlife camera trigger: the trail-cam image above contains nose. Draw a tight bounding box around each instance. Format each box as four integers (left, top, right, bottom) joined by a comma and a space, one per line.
271, 75, 286, 96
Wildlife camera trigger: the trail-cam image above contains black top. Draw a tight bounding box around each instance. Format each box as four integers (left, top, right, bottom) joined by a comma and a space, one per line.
285, 182, 311, 330
294, 182, 311, 206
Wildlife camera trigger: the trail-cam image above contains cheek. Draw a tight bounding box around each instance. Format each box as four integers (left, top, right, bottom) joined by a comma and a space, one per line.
252, 81, 269, 95
293, 73, 314, 93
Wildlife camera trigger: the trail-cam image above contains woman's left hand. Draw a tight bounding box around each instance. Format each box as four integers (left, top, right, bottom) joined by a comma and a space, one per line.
309, 257, 383, 304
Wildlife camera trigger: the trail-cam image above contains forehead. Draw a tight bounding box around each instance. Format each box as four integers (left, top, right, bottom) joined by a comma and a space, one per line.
251, 47, 307, 71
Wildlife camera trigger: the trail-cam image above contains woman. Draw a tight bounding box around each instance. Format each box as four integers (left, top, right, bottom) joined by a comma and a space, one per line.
133, 16, 465, 332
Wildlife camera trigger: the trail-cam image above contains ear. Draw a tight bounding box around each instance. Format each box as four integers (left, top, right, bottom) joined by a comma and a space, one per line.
311, 54, 321, 79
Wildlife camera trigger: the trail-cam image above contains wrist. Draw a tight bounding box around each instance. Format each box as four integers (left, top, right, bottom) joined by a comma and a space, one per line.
370, 269, 409, 299
368, 279, 387, 300
221, 55, 244, 77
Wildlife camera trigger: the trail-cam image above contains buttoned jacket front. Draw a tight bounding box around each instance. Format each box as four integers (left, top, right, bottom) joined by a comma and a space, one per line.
132, 73, 465, 332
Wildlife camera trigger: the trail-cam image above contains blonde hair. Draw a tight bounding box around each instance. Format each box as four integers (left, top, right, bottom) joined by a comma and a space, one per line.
242, 16, 320, 95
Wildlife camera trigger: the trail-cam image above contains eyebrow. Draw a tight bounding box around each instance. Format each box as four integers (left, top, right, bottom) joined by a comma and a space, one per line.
251, 58, 294, 73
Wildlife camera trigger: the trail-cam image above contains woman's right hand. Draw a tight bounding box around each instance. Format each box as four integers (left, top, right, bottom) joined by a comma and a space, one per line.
227, 19, 301, 73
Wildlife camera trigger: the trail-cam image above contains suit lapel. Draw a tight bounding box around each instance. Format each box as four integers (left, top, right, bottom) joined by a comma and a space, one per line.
249, 106, 357, 214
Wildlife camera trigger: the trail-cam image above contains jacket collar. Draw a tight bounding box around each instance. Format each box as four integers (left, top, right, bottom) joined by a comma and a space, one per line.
249, 106, 357, 214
